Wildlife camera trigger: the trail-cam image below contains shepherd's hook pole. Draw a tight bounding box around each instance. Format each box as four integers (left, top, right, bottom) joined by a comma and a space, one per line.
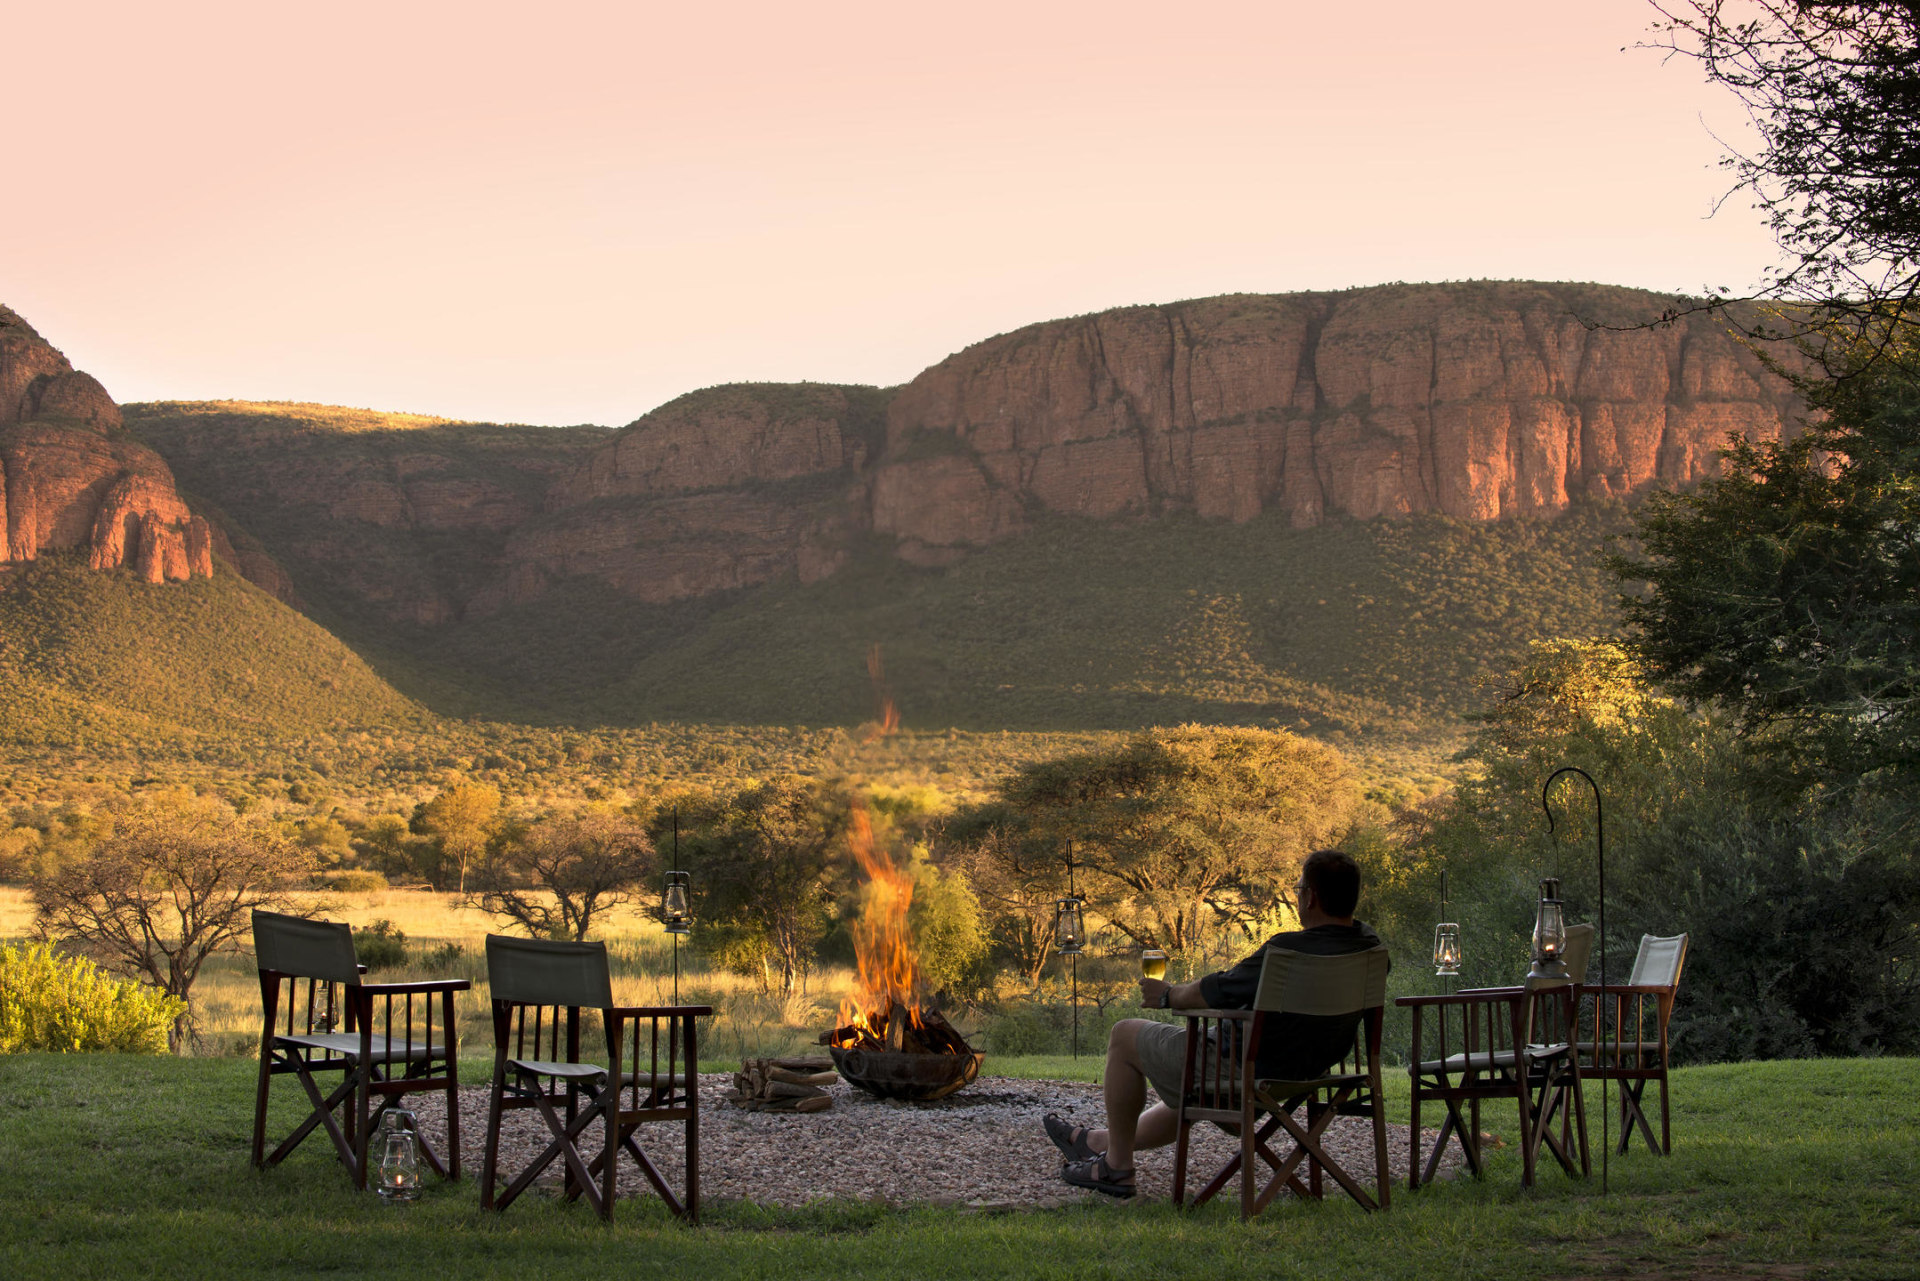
673, 812, 681, 1007
1542, 765, 1607, 1195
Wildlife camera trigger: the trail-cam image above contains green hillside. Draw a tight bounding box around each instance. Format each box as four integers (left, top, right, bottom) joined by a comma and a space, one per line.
0, 556, 424, 750
398, 502, 1633, 755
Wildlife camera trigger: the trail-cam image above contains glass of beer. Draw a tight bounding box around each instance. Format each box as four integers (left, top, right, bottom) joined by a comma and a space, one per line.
1141, 948, 1169, 980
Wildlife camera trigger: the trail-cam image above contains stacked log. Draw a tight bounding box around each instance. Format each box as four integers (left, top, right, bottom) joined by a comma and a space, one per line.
725, 1055, 837, 1113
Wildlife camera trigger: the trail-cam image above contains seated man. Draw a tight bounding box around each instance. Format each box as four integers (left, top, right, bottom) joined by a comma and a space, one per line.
1045, 847, 1386, 1197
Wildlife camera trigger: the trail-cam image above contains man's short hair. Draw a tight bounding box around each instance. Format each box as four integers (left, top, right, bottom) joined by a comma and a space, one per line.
1301, 849, 1361, 918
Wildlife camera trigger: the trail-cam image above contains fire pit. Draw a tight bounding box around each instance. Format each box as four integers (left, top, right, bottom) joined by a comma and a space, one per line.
823, 803, 987, 1102
824, 1002, 984, 1102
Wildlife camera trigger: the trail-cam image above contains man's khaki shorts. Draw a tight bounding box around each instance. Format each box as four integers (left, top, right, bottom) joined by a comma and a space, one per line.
1134, 1019, 1217, 1104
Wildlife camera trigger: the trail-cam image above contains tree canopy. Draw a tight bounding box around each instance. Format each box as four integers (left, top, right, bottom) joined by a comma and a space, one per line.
31, 794, 308, 1051
1651, 2, 1920, 357
469, 810, 655, 941
952, 726, 1361, 958
1615, 356, 1920, 782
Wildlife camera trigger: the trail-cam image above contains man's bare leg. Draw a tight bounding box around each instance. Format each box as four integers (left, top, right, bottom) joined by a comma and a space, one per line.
1080, 1019, 1184, 1175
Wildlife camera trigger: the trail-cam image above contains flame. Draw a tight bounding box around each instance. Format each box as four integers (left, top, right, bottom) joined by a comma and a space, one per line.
836, 799, 919, 1032
863, 644, 899, 740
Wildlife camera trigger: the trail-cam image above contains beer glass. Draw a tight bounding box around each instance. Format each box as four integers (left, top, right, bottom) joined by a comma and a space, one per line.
1141, 948, 1168, 981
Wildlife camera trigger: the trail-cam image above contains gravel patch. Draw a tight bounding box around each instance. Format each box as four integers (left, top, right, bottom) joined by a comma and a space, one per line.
406, 1075, 1463, 1211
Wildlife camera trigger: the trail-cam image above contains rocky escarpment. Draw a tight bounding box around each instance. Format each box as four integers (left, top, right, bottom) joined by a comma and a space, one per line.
869, 282, 1805, 562
480, 384, 887, 610
130, 282, 1808, 624
0, 306, 213, 583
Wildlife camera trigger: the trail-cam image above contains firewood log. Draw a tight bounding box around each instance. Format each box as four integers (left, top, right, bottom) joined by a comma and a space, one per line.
772, 1055, 834, 1072
768, 1067, 840, 1086
766, 1080, 828, 1100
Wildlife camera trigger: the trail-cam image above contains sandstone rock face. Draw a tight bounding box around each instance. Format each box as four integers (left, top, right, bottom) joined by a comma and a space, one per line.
551, 383, 884, 505
125, 282, 1810, 623
0, 306, 211, 582
483, 384, 886, 614
871, 283, 1805, 551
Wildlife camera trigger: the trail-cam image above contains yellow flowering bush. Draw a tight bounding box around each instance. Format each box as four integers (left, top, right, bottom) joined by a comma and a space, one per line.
0, 944, 185, 1054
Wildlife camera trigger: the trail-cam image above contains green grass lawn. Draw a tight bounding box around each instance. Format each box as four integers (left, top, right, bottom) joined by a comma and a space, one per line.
1, 1054, 1914, 1280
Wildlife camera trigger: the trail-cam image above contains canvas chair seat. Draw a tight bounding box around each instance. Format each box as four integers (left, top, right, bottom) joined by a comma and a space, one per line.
276, 1031, 447, 1063
507, 1059, 687, 1091
509, 1058, 610, 1081
1576, 1040, 1662, 1058
1173, 945, 1394, 1218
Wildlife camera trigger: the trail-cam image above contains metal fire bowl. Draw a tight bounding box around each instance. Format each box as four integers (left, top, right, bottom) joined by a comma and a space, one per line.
829, 1046, 985, 1102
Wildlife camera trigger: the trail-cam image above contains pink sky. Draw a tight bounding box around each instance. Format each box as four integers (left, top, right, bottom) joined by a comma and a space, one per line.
6, 1, 1776, 427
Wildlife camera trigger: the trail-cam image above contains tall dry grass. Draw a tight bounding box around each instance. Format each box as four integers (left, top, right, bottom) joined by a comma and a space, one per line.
0, 887, 857, 1063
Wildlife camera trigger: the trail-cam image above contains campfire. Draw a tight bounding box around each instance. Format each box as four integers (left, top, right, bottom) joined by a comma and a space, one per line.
821, 801, 984, 1101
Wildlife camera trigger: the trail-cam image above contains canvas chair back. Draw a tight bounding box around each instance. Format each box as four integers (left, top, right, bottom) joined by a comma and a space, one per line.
1252, 946, 1390, 1017
252, 909, 360, 985
486, 935, 614, 1010
1627, 933, 1688, 989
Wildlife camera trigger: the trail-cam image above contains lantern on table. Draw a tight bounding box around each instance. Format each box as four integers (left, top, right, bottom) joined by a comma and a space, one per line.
1526, 876, 1569, 982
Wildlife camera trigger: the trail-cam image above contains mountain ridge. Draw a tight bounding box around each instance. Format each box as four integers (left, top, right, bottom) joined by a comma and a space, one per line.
125, 281, 1800, 633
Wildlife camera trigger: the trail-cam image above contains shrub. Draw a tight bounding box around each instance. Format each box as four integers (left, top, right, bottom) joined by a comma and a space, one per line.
317, 869, 388, 893
0, 944, 184, 1054
352, 920, 409, 970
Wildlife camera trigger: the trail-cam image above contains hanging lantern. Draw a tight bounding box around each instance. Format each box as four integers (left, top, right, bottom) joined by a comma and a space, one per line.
1527, 876, 1569, 981
662, 870, 692, 936
1054, 895, 1085, 956
372, 1108, 422, 1204
1432, 867, 1460, 977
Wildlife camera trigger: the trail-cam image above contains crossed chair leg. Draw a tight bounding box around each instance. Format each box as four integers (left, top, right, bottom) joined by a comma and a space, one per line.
253, 1048, 458, 1188
482, 1075, 696, 1222
1181, 1086, 1386, 1218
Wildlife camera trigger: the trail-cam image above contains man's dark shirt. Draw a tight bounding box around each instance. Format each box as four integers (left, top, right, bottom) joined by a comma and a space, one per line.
1197, 921, 1387, 1082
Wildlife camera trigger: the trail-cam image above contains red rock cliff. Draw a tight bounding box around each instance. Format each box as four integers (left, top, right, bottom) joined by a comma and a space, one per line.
128, 282, 1809, 622
870, 282, 1803, 561
0, 306, 213, 583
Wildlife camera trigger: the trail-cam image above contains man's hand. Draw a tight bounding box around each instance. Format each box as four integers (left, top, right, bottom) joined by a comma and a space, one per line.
1140, 977, 1170, 1009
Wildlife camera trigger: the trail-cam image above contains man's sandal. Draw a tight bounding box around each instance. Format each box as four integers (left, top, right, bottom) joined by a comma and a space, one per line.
1043, 1113, 1098, 1163
1062, 1154, 1136, 1199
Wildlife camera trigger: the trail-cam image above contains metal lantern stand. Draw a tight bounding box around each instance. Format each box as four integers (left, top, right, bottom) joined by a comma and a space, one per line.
1541, 764, 1608, 1193
1054, 847, 1085, 1059
663, 809, 692, 1006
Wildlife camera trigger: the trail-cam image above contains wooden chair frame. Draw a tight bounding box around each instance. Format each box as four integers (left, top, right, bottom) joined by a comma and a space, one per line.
1170, 947, 1392, 1218
1397, 924, 1593, 1191
249, 911, 469, 1189
479, 936, 711, 1222
1579, 933, 1688, 1155
1397, 983, 1587, 1189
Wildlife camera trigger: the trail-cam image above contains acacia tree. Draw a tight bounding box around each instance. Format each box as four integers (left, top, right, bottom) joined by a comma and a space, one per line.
1649, 2, 1920, 361
32, 796, 309, 1051
958, 727, 1361, 957
673, 777, 846, 993
470, 812, 655, 941
942, 824, 1067, 987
